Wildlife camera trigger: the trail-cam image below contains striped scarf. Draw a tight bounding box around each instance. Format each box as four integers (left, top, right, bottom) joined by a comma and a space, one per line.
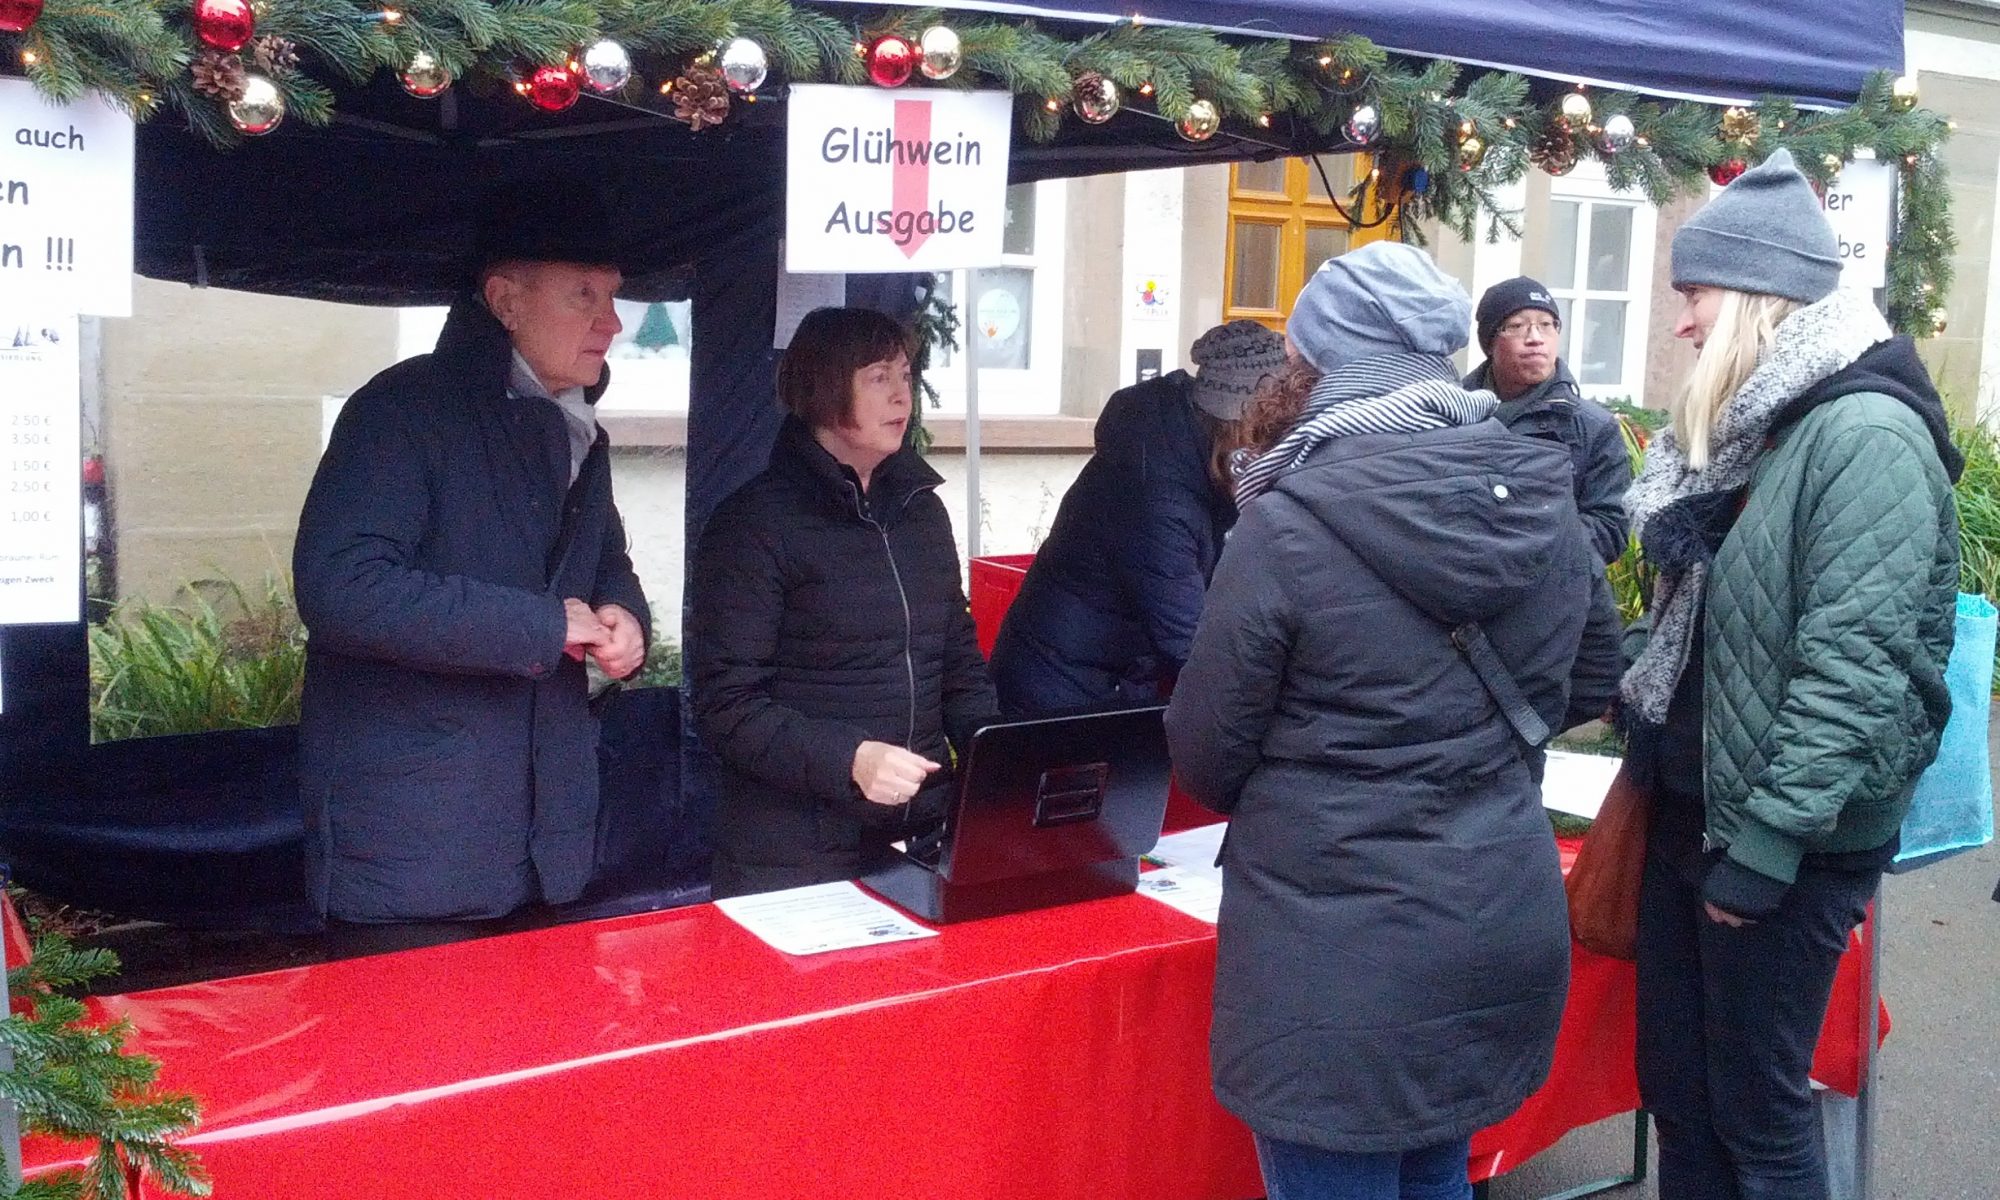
1233, 353, 1498, 507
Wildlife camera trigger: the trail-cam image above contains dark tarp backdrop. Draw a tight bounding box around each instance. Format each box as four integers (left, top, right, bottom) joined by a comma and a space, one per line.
0, 0, 1907, 939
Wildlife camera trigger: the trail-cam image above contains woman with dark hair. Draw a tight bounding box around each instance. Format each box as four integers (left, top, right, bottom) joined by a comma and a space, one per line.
689, 306, 998, 899
1166, 242, 1621, 1200
1625, 149, 1960, 1199
989, 320, 1284, 715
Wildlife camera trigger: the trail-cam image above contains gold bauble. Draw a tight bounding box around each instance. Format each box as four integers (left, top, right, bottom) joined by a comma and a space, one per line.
1891, 75, 1919, 113
1177, 98, 1221, 142
1822, 153, 1845, 175
227, 73, 285, 135
1930, 314, 1948, 336
1457, 135, 1487, 171
1719, 105, 1759, 145
1559, 91, 1592, 126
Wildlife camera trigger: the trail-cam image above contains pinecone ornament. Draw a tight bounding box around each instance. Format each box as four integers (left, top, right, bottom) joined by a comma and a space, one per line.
250, 35, 298, 75
191, 49, 249, 102
672, 61, 731, 131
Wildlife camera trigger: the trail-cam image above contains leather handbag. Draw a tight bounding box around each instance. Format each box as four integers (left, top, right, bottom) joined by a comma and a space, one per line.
1564, 758, 1650, 960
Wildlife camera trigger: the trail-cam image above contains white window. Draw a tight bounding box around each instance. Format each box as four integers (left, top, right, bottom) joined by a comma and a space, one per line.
922, 180, 1068, 416
1544, 163, 1656, 406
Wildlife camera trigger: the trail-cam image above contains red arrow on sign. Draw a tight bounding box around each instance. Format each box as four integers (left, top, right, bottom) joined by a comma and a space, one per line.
891, 98, 931, 259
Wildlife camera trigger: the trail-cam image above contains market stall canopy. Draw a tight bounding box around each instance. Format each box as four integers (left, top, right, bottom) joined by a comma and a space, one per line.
129, 0, 1909, 304
865, 0, 1907, 108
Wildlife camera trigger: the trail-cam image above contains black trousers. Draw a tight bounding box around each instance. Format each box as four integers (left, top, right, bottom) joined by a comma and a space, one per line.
1634, 847, 1878, 1200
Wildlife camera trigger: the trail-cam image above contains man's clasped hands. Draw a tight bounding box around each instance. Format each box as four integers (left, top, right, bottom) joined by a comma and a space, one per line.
563, 598, 646, 679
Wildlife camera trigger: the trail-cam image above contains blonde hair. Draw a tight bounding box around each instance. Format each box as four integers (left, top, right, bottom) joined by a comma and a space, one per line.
1672, 289, 1800, 470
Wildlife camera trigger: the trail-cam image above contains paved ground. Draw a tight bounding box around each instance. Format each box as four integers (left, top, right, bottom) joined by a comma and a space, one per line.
1491, 726, 2000, 1200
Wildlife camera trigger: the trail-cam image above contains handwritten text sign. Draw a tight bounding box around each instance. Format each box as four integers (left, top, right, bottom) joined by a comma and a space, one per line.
1820, 159, 1894, 292
0, 79, 134, 317
786, 85, 1011, 274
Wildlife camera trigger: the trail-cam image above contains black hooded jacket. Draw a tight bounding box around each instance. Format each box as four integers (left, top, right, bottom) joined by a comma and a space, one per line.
689, 417, 998, 897
1166, 416, 1620, 1153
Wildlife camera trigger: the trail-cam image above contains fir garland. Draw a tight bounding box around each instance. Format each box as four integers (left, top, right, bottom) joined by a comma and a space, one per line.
1, 934, 209, 1199
2, 1, 1958, 336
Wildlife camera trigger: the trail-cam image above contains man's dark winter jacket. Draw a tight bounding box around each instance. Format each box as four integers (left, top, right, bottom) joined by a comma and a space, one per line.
294, 297, 650, 924
1465, 359, 1632, 563
989, 371, 1233, 714
1166, 420, 1620, 1154
689, 417, 998, 898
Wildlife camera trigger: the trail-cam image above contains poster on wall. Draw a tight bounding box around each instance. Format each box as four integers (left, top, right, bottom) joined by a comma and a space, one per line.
0, 78, 136, 317
0, 313, 82, 625
785, 84, 1012, 274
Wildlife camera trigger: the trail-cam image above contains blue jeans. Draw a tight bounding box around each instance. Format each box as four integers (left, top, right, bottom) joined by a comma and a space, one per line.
1254, 1134, 1473, 1200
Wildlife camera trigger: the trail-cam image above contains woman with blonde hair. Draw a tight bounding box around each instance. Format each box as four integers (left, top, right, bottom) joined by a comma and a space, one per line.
1624, 148, 1961, 1198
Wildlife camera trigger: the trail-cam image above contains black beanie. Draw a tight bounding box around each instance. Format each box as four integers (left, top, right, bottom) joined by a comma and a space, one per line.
1475, 276, 1561, 352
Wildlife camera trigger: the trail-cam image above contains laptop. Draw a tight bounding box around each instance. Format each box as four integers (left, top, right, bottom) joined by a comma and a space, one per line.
862, 705, 1172, 923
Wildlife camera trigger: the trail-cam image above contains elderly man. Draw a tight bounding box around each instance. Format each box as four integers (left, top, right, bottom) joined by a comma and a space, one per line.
1464, 277, 1632, 563
293, 194, 650, 924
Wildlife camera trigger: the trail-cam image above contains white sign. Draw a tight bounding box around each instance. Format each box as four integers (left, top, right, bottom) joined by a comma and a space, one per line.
785, 84, 1011, 274
0, 80, 134, 317
0, 313, 82, 625
1819, 159, 1895, 292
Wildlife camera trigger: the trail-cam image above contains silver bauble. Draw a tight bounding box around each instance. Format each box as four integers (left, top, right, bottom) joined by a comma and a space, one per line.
228, 74, 285, 135
1343, 103, 1380, 146
1074, 75, 1120, 125
718, 36, 768, 94
581, 39, 632, 94
917, 25, 963, 81
1598, 113, 1636, 154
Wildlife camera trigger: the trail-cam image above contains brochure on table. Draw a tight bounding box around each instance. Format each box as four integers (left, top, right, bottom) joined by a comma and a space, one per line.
714, 882, 938, 956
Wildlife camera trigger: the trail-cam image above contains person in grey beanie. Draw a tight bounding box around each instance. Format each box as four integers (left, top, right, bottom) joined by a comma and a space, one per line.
1623, 146, 1960, 1200
1166, 241, 1621, 1200
989, 320, 1283, 714
1464, 276, 1633, 563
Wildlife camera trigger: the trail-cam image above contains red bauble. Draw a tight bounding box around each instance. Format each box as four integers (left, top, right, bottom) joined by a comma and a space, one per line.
0, 0, 44, 36
1708, 159, 1747, 187
192, 0, 255, 52
867, 36, 917, 88
524, 63, 580, 112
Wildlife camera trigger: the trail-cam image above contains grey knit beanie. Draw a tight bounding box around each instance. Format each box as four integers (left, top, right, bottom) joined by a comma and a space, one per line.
1671, 149, 1840, 303
1287, 241, 1471, 373
1188, 320, 1286, 419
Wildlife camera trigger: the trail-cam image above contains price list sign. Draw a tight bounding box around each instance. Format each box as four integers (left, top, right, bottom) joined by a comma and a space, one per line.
0, 316, 80, 624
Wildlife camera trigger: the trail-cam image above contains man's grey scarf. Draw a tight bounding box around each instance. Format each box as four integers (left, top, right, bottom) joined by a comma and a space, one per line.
1620, 287, 1892, 724
1233, 353, 1497, 507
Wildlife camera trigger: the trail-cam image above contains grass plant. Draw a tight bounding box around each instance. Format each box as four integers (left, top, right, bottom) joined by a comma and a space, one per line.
87, 577, 305, 744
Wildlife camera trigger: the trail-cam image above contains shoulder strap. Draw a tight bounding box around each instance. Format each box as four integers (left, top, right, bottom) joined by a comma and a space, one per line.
1451, 622, 1552, 749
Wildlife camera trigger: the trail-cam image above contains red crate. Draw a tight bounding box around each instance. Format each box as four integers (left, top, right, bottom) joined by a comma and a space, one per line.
968, 553, 1035, 658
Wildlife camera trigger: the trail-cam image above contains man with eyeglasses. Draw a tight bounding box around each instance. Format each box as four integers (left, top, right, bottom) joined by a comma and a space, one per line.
1465, 277, 1632, 563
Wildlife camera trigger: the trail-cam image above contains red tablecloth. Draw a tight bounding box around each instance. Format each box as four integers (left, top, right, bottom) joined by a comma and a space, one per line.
22, 846, 1883, 1199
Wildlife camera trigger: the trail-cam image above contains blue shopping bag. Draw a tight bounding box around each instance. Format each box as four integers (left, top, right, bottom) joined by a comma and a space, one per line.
1896, 592, 1997, 866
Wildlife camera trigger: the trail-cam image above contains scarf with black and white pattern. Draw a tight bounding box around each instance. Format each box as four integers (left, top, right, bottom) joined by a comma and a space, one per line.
1232, 353, 1498, 507
1620, 286, 1892, 726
